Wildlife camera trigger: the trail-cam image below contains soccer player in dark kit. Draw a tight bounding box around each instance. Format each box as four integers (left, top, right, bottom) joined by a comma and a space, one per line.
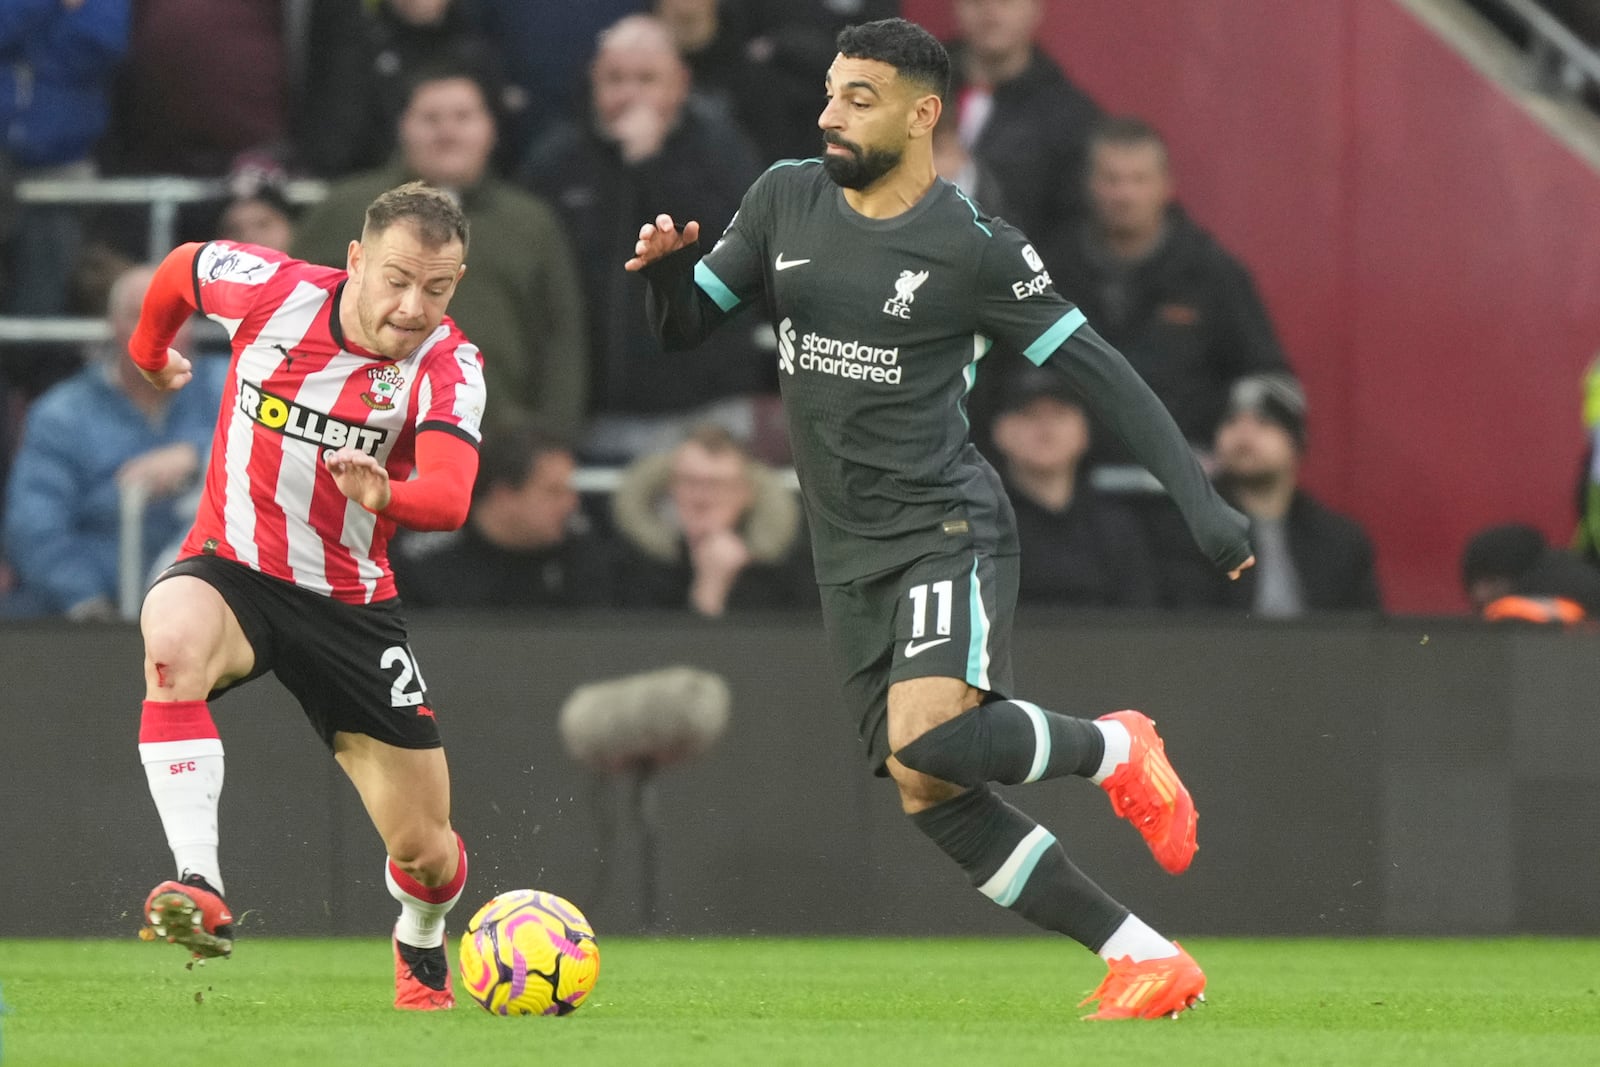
626, 18, 1255, 1019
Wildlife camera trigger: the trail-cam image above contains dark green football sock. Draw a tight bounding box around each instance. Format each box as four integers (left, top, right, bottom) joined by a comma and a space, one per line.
909, 784, 1127, 951
894, 699, 1105, 787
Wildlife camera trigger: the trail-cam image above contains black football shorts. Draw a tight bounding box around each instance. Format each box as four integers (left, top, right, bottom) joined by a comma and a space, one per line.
818, 548, 1018, 774
153, 555, 443, 750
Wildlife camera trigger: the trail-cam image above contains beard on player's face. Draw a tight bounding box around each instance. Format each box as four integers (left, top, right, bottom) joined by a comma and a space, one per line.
821, 131, 903, 190
357, 289, 428, 360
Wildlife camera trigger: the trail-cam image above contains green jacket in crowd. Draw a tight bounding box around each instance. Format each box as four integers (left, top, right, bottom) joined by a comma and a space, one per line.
291, 164, 589, 440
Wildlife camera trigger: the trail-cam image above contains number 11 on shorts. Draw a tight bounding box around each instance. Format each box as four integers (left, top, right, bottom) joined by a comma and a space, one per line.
908, 580, 953, 639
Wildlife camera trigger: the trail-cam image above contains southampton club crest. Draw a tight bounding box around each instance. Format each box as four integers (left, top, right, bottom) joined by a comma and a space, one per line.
882, 269, 930, 320
361, 365, 406, 410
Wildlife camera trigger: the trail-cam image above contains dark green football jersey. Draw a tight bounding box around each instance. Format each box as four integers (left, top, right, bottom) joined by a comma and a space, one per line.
646, 160, 1252, 585
696, 160, 1088, 581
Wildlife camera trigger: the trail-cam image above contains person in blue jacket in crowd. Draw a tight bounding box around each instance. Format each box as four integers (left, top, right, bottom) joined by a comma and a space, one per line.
3, 262, 225, 620
0, 0, 130, 316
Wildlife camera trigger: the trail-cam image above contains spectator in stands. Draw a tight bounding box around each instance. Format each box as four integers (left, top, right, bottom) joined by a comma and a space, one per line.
295, 0, 520, 179
1, 263, 225, 620
989, 366, 1158, 608
932, 109, 1009, 219
611, 424, 812, 616
0, 0, 129, 317
522, 15, 768, 463
107, 0, 284, 176
652, 0, 767, 151
474, 0, 647, 164
1045, 117, 1293, 463
1462, 523, 1600, 624
216, 168, 296, 253
658, 0, 899, 163
1164, 375, 1379, 616
945, 0, 1101, 245
391, 423, 614, 609
293, 66, 589, 440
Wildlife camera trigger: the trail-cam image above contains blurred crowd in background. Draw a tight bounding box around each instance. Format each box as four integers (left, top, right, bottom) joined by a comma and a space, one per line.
1, 0, 1595, 624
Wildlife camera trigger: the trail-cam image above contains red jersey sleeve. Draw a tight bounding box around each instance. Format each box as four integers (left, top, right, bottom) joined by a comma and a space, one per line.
192, 240, 295, 322
372, 329, 487, 531
414, 334, 487, 445
380, 430, 479, 531
127, 243, 203, 371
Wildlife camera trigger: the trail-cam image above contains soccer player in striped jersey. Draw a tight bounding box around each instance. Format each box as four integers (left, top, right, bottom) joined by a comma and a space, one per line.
629, 19, 1255, 1019
132, 182, 484, 1010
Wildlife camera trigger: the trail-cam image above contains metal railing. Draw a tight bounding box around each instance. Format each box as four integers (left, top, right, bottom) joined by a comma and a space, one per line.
11, 174, 329, 259
108, 463, 1159, 620
0, 174, 329, 349
1479, 0, 1600, 100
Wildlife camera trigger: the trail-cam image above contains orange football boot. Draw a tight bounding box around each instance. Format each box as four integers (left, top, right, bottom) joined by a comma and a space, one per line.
394, 931, 455, 1011
1080, 943, 1207, 1020
144, 872, 234, 959
1096, 710, 1199, 874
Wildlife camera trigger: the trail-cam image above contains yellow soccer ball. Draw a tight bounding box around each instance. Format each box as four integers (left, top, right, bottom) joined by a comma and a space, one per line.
458, 890, 600, 1016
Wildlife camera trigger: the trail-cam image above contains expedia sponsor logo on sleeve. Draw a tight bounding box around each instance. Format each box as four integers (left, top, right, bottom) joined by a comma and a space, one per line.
238, 381, 389, 455
1012, 243, 1052, 300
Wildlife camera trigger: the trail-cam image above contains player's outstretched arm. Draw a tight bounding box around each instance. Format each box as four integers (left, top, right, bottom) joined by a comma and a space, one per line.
627, 212, 742, 352
1047, 325, 1255, 575
128, 243, 206, 390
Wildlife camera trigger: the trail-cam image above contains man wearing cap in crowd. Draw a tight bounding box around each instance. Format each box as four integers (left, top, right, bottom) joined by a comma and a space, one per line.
1162, 374, 1380, 615
987, 364, 1158, 608
1460, 523, 1600, 624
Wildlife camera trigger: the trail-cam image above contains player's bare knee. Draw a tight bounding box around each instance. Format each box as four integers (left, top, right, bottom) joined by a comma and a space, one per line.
886, 678, 981, 753
387, 827, 454, 884
141, 620, 220, 697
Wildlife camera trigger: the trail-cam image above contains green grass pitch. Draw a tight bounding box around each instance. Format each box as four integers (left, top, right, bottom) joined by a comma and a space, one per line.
2, 937, 1597, 1066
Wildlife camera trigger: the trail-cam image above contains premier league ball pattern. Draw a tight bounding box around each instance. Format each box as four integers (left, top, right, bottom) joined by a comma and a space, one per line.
458, 890, 600, 1016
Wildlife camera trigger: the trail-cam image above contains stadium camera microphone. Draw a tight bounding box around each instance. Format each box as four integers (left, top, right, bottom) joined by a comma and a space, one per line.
558, 666, 731, 773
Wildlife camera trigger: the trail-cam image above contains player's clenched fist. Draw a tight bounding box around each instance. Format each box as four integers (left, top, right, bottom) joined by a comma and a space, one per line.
325, 446, 392, 512
624, 213, 701, 272
139, 349, 194, 393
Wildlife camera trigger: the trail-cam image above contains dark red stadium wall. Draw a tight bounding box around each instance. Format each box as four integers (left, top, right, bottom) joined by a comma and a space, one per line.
905, 0, 1600, 612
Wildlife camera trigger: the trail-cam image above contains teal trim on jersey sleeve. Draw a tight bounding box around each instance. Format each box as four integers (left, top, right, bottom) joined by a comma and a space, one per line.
1022, 308, 1088, 365
951, 188, 994, 236
694, 260, 742, 313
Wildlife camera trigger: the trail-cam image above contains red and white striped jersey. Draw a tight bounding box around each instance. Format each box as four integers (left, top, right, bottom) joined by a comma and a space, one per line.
180, 240, 486, 604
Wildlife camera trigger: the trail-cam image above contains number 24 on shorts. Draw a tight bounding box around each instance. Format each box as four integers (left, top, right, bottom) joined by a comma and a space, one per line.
382, 644, 427, 707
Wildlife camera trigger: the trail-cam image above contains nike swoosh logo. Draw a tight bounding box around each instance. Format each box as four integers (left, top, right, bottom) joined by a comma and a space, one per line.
775, 255, 811, 271
904, 637, 952, 658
